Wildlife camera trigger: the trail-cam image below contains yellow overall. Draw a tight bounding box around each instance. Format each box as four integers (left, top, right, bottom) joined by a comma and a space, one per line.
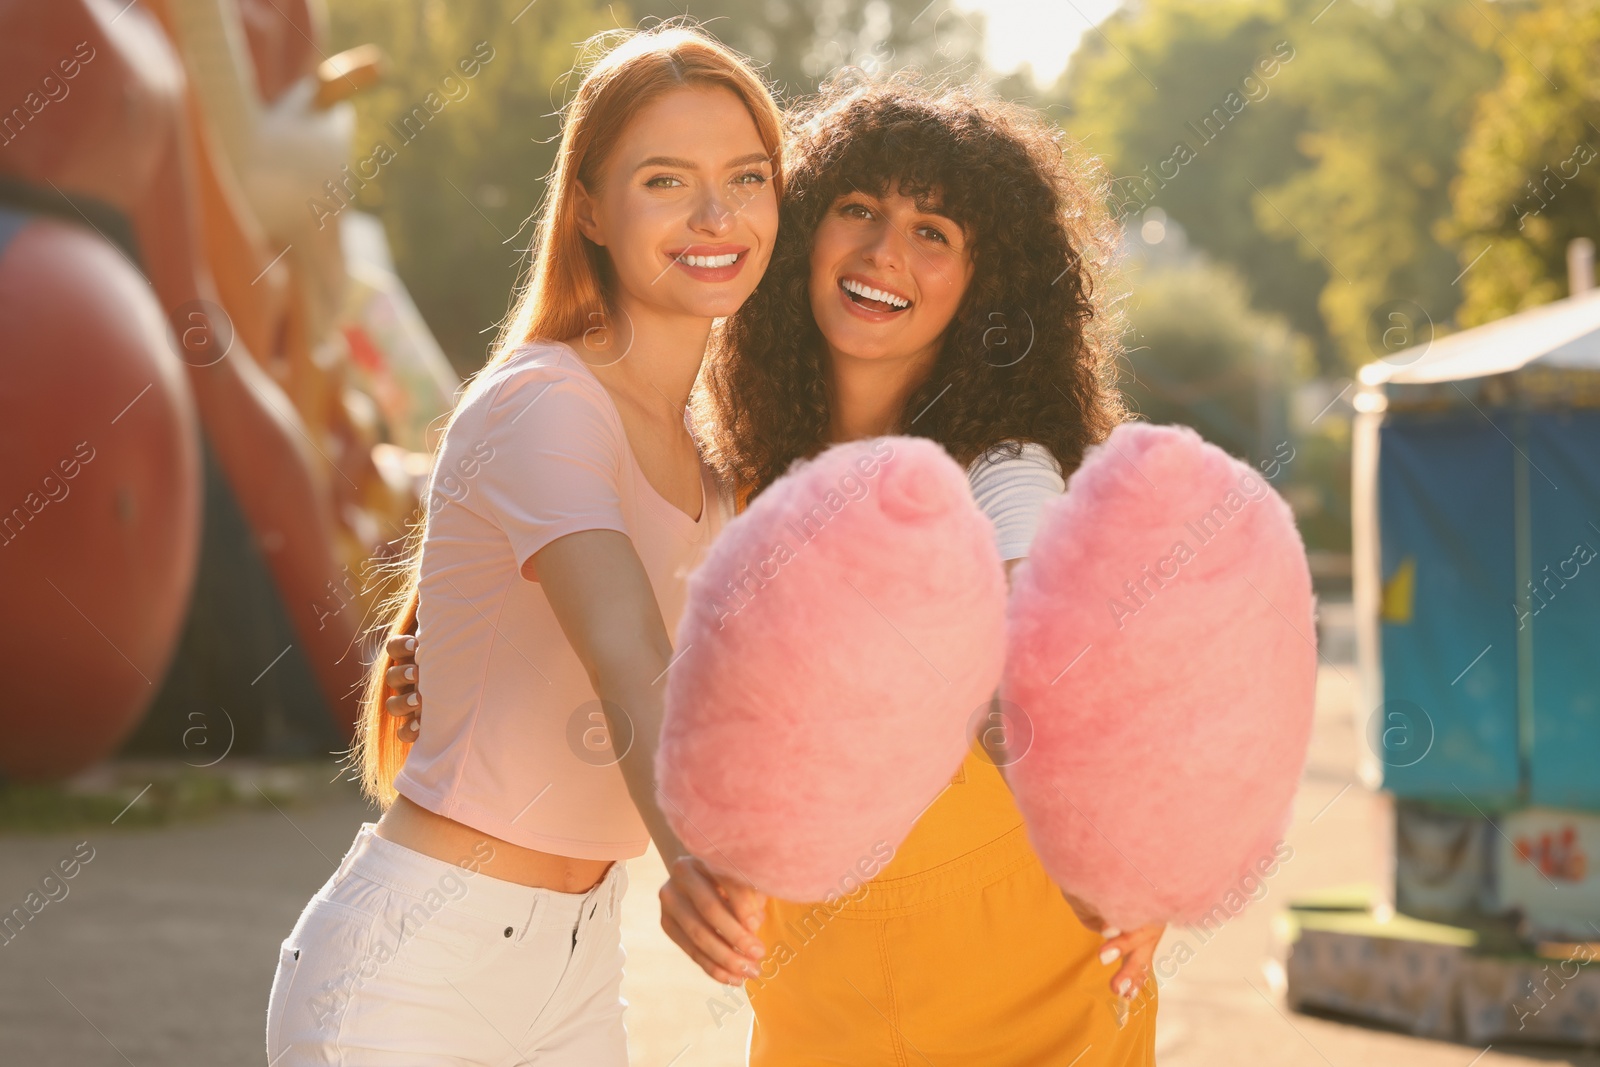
746, 748, 1158, 1065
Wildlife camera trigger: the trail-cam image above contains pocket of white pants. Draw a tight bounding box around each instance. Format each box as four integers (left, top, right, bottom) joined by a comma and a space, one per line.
268, 898, 374, 1061
375, 891, 504, 981
265, 939, 301, 1060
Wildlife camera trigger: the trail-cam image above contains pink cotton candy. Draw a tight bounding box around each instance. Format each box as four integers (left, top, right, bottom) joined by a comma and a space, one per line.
658, 437, 1007, 902
1001, 422, 1317, 930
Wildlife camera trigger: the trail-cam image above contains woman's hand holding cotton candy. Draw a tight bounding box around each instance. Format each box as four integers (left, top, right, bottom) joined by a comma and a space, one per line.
659, 855, 768, 985
1098, 921, 1164, 1003
1057, 887, 1163, 1001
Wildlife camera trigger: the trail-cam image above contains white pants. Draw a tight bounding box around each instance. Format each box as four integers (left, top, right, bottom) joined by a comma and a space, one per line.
265, 823, 629, 1065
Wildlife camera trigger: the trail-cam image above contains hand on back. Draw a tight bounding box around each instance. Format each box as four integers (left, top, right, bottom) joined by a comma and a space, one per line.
383, 633, 421, 739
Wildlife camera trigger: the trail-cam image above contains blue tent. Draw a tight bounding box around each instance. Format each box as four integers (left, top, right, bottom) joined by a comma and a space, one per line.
1353, 290, 1600, 812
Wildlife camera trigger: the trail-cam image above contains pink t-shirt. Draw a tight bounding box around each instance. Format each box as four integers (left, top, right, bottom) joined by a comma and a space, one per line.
395, 340, 727, 860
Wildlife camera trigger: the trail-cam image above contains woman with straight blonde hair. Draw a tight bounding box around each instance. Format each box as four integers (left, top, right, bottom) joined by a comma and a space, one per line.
265, 25, 781, 1065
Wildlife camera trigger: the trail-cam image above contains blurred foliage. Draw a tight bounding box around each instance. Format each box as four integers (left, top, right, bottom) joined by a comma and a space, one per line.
1254, 0, 1503, 370
324, 0, 979, 374
324, 0, 629, 375
1057, 0, 1329, 365
1447, 0, 1600, 326
0, 775, 236, 833
1118, 250, 1347, 551
1121, 254, 1312, 465
1056, 0, 1509, 373
629, 0, 980, 102
0, 764, 351, 834
1285, 422, 1351, 554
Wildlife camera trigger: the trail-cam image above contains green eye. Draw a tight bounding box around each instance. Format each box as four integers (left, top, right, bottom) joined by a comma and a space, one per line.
645, 175, 682, 189
735, 172, 770, 185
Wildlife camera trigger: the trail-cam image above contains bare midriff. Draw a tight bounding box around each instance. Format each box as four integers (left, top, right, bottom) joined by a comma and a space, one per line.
374, 794, 614, 893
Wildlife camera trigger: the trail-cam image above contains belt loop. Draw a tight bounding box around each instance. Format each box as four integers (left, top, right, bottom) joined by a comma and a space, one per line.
515, 894, 543, 945
333, 824, 374, 886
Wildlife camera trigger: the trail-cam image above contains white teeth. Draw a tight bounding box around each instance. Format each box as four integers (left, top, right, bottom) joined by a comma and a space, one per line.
682, 253, 739, 268
841, 278, 909, 308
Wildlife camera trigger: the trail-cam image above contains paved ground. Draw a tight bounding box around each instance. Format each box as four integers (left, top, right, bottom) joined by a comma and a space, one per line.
2, 600, 1597, 1065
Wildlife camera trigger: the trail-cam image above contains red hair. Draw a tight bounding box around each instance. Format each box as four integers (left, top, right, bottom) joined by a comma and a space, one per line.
350, 24, 782, 806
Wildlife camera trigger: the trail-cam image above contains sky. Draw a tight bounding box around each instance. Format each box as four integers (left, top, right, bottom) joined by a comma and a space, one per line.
961, 0, 1123, 87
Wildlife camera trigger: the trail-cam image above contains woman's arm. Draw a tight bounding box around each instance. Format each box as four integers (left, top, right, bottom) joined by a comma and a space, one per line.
528, 530, 677, 845
378, 525, 767, 983
532, 529, 766, 982
531, 528, 767, 984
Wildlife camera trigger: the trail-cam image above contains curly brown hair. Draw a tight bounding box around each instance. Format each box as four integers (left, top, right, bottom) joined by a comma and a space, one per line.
692, 73, 1128, 504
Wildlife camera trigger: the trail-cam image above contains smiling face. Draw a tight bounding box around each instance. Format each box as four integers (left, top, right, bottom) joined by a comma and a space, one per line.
576, 85, 778, 322
807, 187, 975, 368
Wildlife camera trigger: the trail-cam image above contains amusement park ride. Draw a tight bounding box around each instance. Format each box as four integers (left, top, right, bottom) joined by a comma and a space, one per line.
0, 0, 457, 779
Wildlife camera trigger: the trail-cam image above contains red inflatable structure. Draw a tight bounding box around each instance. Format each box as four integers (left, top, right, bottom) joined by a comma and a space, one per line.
0, 0, 445, 778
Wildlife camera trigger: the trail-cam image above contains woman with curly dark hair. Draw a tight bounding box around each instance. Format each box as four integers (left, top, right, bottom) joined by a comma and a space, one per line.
678, 77, 1160, 1065
695, 77, 1125, 507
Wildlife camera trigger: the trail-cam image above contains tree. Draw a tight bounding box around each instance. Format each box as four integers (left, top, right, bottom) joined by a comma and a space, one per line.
323, 0, 647, 374
631, 0, 982, 103
1254, 0, 1505, 369
1447, 0, 1600, 327
1120, 246, 1349, 550
1055, 0, 1330, 367
1054, 0, 1508, 373
1121, 252, 1312, 463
